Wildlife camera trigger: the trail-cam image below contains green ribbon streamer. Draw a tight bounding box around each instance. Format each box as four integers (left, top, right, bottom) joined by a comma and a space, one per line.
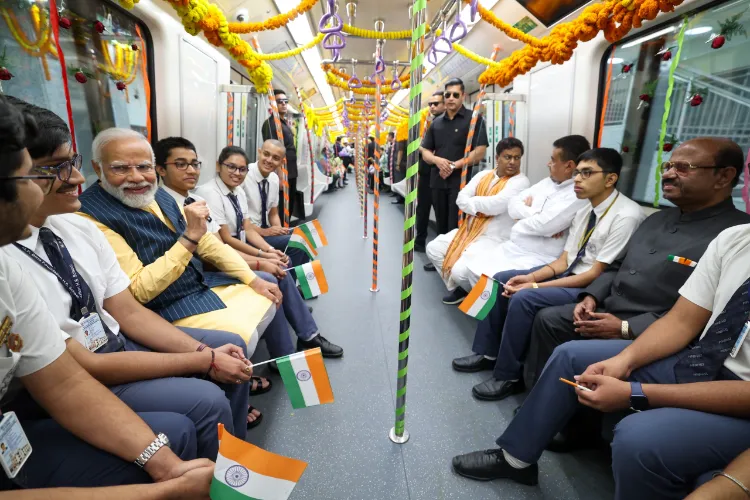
654, 20, 688, 207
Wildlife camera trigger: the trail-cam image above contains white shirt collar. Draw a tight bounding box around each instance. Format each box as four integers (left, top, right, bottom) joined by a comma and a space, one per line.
556, 178, 575, 189
215, 177, 238, 196
248, 163, 269, 184
17, 219, 56, 251
161, 184, 188, 205
591, 189, 619, 217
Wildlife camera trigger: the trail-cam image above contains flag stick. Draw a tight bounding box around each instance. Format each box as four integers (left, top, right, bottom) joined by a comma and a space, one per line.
458, 46, 500, 227
389, 0, 425, 446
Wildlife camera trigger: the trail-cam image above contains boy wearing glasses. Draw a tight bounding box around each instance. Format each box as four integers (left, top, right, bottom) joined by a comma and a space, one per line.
452, 148, 645, 402
420, 78, 489, 236
261, 89, 298, 222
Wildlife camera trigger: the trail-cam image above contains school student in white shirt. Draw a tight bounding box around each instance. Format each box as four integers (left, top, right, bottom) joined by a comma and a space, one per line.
452, 148, 645, 401
195, 147, 290, 267
193, 144, 343, 358
458, 135, 593, 295
0, 95, 210, 491
241, 139, 310, 267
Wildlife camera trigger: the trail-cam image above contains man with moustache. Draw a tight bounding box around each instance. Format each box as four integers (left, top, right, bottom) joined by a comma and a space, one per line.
416, 91, 445, 253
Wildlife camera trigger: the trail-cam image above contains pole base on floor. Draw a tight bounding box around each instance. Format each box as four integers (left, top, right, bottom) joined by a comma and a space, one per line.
389, 427, 410, 444
369, 287, 379, 293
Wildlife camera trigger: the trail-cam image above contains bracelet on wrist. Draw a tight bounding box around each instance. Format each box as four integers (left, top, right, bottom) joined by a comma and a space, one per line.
181, 233, 200, 246
196, 343, 207, 352
713, 471, 750, 497
204, 350, 215, 379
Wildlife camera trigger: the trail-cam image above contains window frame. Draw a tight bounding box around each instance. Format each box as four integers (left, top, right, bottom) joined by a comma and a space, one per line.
593, 0, 744, 208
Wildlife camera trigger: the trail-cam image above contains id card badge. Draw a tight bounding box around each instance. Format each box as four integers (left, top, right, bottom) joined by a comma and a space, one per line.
240, 230, 247, 244
730, 321, 750, 358
0, 411, 32, 479
79, 313, 108, 352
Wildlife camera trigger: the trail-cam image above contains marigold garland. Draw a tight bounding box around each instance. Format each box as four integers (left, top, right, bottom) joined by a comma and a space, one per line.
326, 72, 399, 95
342, 23, 431, 40
258, 32, 324, 60
117, 0, 273, 88
453, 43, 501, 68
228, 0, 318, 33
1, 5, 54, 80
322, 64, 410, 87
477, 0, 686, 86
461, 0, 544, 47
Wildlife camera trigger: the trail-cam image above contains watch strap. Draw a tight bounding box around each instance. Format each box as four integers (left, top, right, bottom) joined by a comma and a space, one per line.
134, 433, 170, 468
621, 320, 630, 340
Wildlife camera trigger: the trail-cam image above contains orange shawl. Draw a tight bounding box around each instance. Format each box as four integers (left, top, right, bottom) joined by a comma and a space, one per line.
442, 172, 513, 278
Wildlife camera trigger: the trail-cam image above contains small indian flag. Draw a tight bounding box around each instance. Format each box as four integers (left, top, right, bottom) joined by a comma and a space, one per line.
459, 275, 500, 320
299, 220, 328, 248
668, 255, 697, 268
288, 229, 318, 259
292, 261, 328, 299
211, 424, 307, 500
277, 348, 334, 409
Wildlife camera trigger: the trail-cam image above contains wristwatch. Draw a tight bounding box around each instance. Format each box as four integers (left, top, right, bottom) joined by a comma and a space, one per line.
629, 381, 649, 412
134, 433, 170, 468
621, 320, 631, 340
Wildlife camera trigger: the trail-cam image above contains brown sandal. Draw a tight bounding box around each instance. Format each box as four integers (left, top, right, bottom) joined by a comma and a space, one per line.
249, 376, 272, 395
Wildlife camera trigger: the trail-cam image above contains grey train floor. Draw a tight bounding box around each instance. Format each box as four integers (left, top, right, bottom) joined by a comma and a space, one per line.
247, 185, 615, 500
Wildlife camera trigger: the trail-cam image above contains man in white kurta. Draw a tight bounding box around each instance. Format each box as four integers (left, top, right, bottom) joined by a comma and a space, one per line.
463, 136, 596, 290
427, 138, 530, 302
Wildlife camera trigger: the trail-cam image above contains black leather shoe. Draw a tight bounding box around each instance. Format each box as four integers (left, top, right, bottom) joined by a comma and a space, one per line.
414, 243, 426, 253
308, 306, 313, 313
452, 354, 495, 373
297, 335, 343, 358
472, 378, 524, 401
452, 448, 538, 485
442, 288, 468, 305
545, 430, 601, 453
424, 263, 436, 272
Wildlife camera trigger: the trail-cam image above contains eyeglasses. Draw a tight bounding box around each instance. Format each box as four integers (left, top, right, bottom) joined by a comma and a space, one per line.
660, 161, 722, 176
444, 91, 462, 99
222, 163, 248, 174
107, 163, 155, 176
164, 160, 202, 171
573, 168, 609, 179
500, 154, 523, 162
31, 154, 83, 183
277, 99, 289, 104
428, 101, 442, 107
0, 174, 57, 194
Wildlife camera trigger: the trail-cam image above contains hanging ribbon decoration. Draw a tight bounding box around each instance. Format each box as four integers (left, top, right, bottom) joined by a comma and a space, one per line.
654, 19, 687, 207
48, 0, 76, 152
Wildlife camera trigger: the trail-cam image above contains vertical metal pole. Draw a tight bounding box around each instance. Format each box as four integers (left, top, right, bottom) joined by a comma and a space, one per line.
356, 131, 364, 217
458, 45, 500, 226
362, 127, 368, 239
389, 0, 425, 445
371, 55, 382, 292
251, 37, 290, 228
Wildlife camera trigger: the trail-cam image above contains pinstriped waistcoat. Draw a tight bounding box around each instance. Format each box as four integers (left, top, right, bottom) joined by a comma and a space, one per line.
79, 183, 240, 322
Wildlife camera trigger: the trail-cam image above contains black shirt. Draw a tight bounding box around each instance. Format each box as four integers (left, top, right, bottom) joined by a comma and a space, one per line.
421, 106, 489, 189
582, 198, 750, 336
262, 117, 298, 179
367, 141, 375, 160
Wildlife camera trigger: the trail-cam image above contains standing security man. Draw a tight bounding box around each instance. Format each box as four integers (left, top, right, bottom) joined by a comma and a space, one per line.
421, 78, 488, 236
262, 89, 298, 221
415, 91, 445, 254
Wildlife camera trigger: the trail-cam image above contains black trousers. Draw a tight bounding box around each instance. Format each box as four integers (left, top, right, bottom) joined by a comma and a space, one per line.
431, 185, 460, 235
415, 170, 432, 246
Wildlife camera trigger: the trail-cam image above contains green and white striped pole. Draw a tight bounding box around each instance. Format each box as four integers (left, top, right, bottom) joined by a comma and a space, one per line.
389, 0, 426, 445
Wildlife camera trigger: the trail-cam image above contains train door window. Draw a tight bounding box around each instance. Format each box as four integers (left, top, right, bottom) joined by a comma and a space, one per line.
597, 0, 749, 209
0, 0, 154, 187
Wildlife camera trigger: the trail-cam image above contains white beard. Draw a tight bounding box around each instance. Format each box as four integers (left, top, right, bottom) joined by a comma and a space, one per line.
100, 175, 158, 209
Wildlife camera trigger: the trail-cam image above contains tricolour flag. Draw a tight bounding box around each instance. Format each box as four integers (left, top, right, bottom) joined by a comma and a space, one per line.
277, 348, 334, 409
459, 274, 500, 320
211, 424, 307, 500
668, 254, 697, 268
288, 228, 318, 259
292, 260, 328, 299
299, 220, 328, 248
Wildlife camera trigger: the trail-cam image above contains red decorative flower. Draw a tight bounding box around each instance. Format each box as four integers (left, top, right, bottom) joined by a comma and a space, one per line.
711, 35, 726, 49
59, 17, 72, 29
622, 63, 633, 73
94, 21, 105, 33
689, 94, 704, 107
639, 93, 651, 102
622, 146, 630, 153
662, 50, 672, 61
74, 71, 87, 83
663, 143, 674, 152
116, 81, 126, 91
0, 67, 12, 81
131, 43, 139, 51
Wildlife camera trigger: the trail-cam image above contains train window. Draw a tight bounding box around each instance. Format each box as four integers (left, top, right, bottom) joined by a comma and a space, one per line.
597, 0, 749, 209
0, 0, 154, 186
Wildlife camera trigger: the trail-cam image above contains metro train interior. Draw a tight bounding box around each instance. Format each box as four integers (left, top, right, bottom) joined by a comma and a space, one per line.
1, 0, 750, 498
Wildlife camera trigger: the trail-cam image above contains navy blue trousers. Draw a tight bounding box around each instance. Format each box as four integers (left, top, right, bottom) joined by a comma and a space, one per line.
496, 340, 750, 499
256, 271, 316, 340
265, 234, 310, 267
471, 267, 581, 380
113, 327, 249, 459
